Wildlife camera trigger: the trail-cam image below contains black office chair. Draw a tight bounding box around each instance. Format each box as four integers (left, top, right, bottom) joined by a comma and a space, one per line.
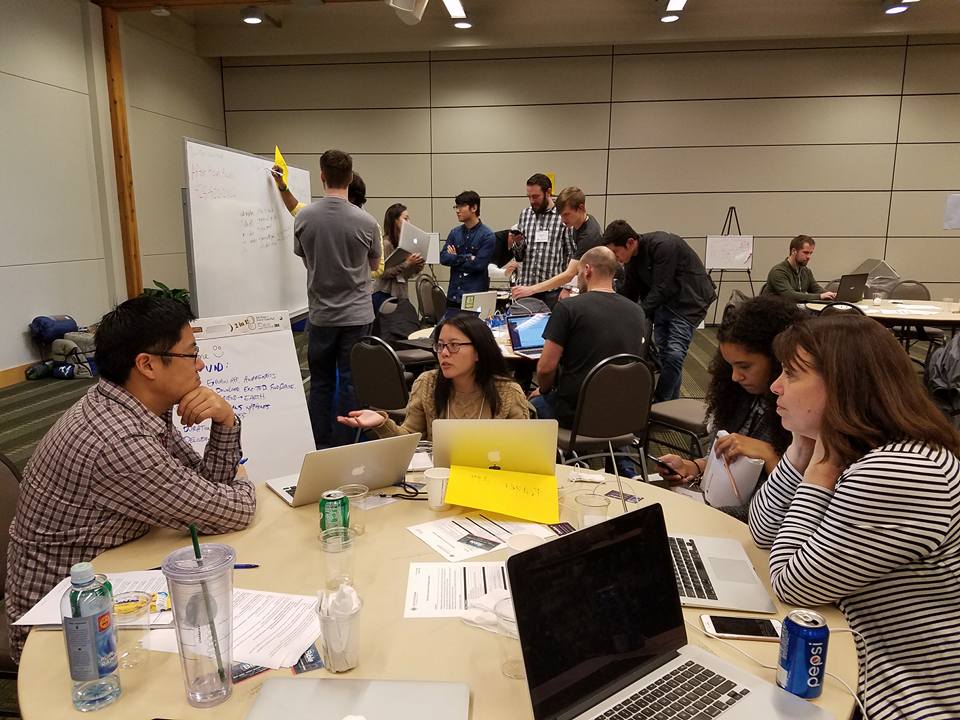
350, 336, 412, 423
508, 297, 550, 316
817, 301, 865, 317
557, 354, 655, 480
0, 452, 22, 684
430, 285, 448, 323
648, 398, 708, 459
889, 280, 946, 362
415, 276, 440, 327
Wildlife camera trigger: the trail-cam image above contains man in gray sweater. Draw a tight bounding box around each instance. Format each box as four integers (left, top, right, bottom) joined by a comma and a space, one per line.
764, 235, 836, 303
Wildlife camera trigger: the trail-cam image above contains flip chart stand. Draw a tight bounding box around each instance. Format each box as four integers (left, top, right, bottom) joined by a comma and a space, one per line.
708, 206, 756, 325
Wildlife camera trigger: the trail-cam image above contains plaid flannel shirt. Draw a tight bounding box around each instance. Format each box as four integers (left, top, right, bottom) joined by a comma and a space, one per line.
4, 380, 255, 663
513, 205, 576, 287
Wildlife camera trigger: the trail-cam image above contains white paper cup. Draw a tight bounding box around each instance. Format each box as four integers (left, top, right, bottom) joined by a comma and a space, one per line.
424, 467, 451, 511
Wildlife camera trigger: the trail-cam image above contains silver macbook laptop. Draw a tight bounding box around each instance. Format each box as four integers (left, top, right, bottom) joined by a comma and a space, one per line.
461, 290, 498, 320
506, 312, 551, 360
385, 220, 432, 269
266, 433, 421, 507
432, 419, 557, 475
507, 504, 830, 720
245, 678, 469, 720
669, 535, 776, 613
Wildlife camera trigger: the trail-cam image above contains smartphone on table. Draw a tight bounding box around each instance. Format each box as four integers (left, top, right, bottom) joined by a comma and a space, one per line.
700, 614, 782, 642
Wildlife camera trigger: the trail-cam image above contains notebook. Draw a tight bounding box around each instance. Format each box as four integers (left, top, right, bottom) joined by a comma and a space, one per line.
506, 504, 829, 720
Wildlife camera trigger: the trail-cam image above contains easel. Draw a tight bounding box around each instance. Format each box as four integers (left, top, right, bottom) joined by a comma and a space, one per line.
709, 206, 756, 325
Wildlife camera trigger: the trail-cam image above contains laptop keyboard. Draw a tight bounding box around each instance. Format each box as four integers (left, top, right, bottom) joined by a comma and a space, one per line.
591, 660, 749, 720
669, 537, 718, 601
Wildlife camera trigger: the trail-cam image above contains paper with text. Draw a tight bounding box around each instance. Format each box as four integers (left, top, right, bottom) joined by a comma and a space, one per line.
404, 562, 509, 618
407, 510, 554, 562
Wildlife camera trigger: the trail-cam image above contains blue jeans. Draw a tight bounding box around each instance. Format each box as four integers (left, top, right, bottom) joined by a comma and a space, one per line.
307, 322, 371, 449
652, 307, 696, 402
532, 393, 638, 477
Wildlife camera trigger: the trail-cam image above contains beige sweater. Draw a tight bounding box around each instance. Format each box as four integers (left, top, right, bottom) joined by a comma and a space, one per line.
372, 370, 529, 441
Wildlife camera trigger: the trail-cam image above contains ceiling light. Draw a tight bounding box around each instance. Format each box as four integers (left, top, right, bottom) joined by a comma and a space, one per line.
882, 0, 909, 13
453, 21, 472, 28
242, 7, 264, 24
442, 0, 467, 19
660, 14, 680, 22
666, 0, 688, 11
150, 5, 171, 16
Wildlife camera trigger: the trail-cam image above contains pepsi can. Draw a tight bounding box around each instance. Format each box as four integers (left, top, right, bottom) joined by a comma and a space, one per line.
777, 609, 829, 699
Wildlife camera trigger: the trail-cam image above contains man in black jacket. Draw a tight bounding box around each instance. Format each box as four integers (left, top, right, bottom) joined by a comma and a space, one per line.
604, 220, 716, 401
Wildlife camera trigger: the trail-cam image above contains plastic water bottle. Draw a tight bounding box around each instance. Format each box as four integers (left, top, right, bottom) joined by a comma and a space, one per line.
60, 562, 121, 711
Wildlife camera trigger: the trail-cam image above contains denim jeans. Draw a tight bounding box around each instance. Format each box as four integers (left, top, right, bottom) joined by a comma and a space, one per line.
652, 307, 696, 402
307, 322, 371, 449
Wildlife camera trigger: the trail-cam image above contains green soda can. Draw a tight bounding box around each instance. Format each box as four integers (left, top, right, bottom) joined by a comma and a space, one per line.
319, 490, 349, 532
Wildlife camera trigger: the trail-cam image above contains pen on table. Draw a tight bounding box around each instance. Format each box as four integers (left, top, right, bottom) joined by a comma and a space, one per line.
238, 457, 248, 465
146, 563, 259, 571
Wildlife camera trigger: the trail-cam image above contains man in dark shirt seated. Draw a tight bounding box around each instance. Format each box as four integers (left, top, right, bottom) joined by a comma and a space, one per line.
763, 234, 836, 303
530, 246, 649, 429
5, 296, 256, 663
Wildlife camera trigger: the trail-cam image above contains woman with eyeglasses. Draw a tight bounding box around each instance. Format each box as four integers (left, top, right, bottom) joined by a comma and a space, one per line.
336, 315, 529, 440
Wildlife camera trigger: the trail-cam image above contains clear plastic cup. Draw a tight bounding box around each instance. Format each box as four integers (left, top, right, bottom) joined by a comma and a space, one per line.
494, 598, 525, 680
320, 527, 357, 590
575, 494, 611, 529
113, 591, 152, 669
336, 483, 369, 535
161, 544, 235, 708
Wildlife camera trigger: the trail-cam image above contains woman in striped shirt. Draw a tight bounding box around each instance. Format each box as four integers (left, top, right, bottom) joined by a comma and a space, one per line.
749, 315, 960, 720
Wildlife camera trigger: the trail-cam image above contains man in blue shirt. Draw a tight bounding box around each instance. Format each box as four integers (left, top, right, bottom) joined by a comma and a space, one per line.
439, 190, 496, 308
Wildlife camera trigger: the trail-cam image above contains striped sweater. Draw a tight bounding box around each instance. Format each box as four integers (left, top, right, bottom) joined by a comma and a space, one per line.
749, 441, 960, 720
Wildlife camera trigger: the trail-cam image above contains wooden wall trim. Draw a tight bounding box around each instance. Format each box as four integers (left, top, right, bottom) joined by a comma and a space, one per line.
101, 7, 142, 299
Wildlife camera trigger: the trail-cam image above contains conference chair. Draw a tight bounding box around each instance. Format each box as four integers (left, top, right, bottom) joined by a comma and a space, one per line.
889, 280, 946, 361
557, 354, 654, 480
817, 301, 865, 317
430, 285, 448, 323
0, 452, 21, 685
350, 336, 412, 423
415, 276, 440, 327
507, 297, 550, 316
647, 398, 708, 459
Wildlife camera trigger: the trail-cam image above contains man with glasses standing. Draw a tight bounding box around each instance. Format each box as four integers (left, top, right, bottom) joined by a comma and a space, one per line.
439, 190, 496, 308
5, 296, 256, 664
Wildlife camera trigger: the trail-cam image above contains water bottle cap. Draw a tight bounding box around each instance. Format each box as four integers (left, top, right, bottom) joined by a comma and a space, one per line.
70, 562, 95, 585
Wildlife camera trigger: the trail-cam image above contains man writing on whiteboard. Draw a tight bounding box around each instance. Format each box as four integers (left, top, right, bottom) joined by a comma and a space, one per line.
5, 295, 256, 664
604, 221, 716, 402
284, 149, 381, 448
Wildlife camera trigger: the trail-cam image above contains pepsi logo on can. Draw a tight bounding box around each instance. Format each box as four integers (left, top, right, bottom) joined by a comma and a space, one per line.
776, 609, 829, 699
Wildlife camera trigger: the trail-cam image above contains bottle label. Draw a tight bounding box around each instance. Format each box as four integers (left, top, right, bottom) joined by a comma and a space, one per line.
64, 610, 118, 681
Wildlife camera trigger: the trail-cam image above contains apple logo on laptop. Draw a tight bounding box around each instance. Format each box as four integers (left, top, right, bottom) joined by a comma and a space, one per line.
487, 450, 502, 471
351, 466, 365, 476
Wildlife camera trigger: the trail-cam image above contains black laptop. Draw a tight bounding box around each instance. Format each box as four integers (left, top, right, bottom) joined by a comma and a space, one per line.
834, 273, 869, 302
505, 505, 831, 720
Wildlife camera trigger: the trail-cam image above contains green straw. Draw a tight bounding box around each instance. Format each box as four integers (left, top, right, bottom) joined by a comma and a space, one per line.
189, 524, 226, 684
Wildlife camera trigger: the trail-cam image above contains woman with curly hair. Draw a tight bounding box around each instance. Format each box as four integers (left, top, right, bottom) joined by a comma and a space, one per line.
657, 295, 804, 518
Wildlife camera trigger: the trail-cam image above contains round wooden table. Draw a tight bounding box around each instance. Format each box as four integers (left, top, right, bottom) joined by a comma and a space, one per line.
18, 467, 857, 719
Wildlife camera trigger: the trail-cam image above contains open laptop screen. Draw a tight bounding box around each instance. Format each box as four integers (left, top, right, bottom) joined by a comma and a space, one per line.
507, 312, 551, 351
507, 505, 686, 720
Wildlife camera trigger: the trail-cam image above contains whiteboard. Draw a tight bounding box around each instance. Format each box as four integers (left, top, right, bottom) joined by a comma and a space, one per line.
183, 138, 312, 318
175, 311, 315, 484
705, 234, 754, 271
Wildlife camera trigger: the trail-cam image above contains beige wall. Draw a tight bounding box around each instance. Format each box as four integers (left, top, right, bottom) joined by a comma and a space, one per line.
0, 0, 121, 371
223, 37, 960, 310
121, 13, 226, 293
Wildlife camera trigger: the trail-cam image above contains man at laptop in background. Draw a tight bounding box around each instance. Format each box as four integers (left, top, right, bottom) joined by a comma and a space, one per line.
531, 247, 648, 471
511, 186, 604, 302
764, 235, 836, 303
5, 296, 256, 664
439, 190, 496, 309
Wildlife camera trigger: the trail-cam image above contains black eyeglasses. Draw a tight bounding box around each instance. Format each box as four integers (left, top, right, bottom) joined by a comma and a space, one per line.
150, 350, 201, 361
433, 341, 472, 354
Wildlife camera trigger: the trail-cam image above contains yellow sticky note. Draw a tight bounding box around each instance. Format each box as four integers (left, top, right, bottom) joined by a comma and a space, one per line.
274, 145, 289, 186
546, 171, 556, 193
444, 465, 559, 525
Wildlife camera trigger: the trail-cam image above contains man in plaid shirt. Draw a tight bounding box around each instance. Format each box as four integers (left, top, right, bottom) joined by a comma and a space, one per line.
4, 296, 256, 663
510, 173, 576, 310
